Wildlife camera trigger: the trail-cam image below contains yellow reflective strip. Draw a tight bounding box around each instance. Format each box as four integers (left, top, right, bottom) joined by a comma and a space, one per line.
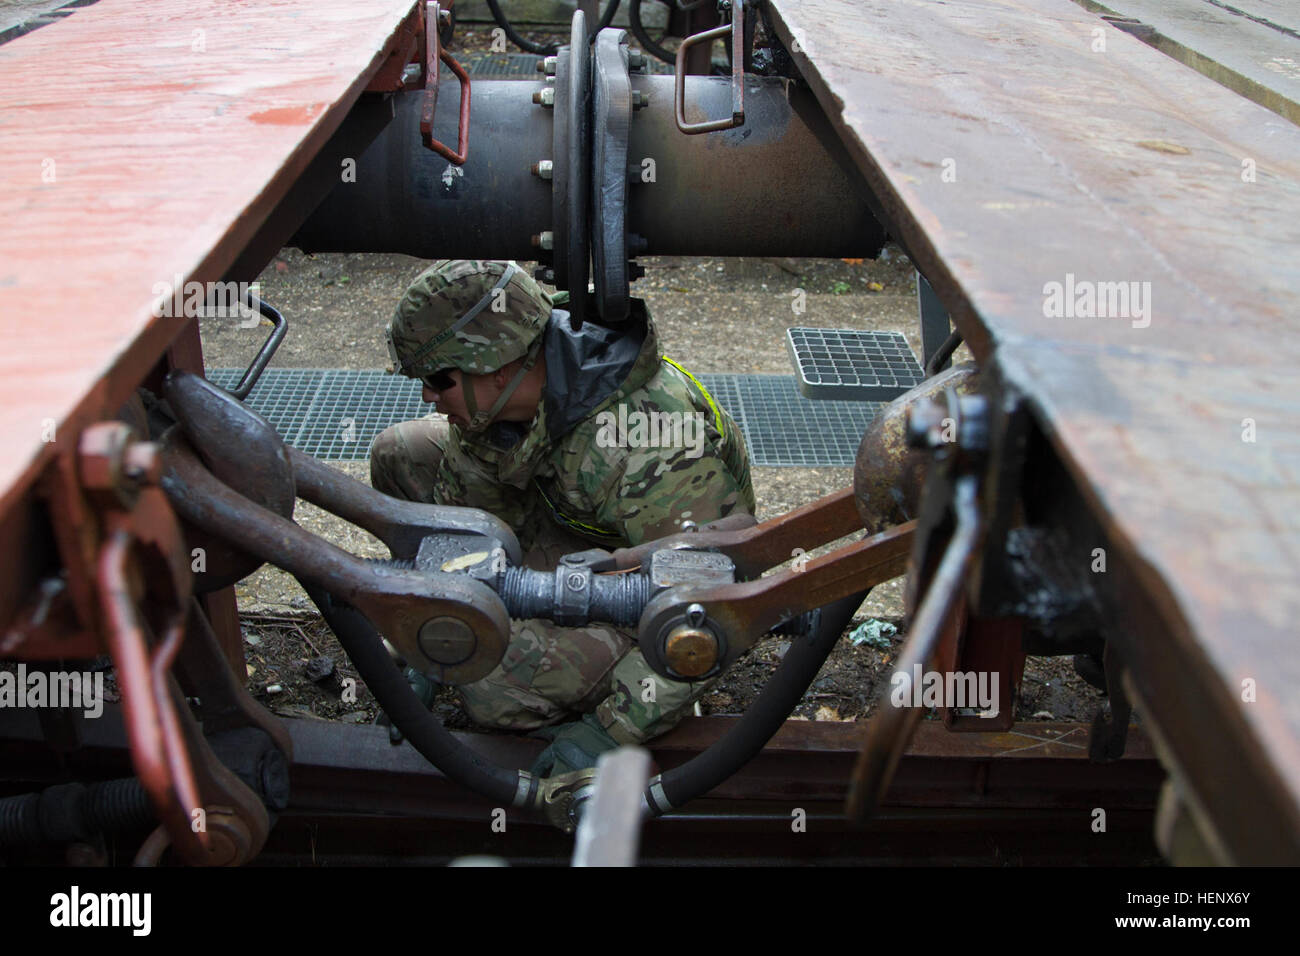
533, 480, 623, 541
662, 356, 724, 435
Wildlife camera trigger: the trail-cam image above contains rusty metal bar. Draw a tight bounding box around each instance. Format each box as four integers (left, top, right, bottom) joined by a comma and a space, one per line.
847, 476, 981, 822
97, 530, 208, 863
420, 2, 471, 165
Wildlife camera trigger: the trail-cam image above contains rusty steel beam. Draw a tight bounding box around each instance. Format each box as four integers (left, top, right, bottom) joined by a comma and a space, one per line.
767, 0, 1300, 864
0, 708, 1162, 864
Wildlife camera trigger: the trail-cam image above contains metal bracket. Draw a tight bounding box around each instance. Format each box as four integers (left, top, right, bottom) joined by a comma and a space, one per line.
222, 296, 286, 402
846, 390, 990, 822
591, 27, 634, 322
420, 2, 471, 165
673, 2, 744, 133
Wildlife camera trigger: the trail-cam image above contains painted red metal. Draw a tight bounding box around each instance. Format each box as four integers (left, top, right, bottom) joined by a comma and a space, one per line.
420, 2, 471, 165
0, 0, 422, 524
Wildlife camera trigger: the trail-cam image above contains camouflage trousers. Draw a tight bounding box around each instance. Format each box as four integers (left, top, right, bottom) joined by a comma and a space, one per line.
370, 416, 713, 744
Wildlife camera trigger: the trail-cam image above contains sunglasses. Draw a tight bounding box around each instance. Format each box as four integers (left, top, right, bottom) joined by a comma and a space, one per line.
421, 369, 457, 392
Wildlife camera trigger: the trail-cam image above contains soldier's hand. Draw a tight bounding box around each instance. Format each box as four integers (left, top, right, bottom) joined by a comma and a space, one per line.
529, 713, 621, 777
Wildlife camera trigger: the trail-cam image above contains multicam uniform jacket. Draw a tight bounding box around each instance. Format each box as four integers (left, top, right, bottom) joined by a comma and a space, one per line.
428, 302, 755, 548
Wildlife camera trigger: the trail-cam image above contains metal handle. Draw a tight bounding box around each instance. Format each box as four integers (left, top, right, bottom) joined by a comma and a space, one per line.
673, 3, 745, 134
421, 1, 471, 164
224, 296, 286, 401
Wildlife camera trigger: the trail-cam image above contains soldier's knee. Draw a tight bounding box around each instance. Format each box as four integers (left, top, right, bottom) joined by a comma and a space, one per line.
368, 425, 406, 498
369, 419, 447, 502
458, 684, 560, 732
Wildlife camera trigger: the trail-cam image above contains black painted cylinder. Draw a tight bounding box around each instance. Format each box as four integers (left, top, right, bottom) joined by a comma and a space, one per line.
293, 76, 885, 261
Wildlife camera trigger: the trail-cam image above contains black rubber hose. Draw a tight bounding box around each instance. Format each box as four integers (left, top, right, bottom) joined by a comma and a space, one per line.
83, 779, 155, 833
0, 779, 155, 847
486, 0, 621, 55
304, 585, 532, 809
630, 0, 676, 64
647, 589, 868, 812
0, 793, 41, 845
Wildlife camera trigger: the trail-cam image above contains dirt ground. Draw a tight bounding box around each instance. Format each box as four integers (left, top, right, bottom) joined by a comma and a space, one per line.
195, 17, 1106, 734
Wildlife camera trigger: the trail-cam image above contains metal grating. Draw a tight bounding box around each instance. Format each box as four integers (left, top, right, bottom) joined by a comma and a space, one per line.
461, 52, 674, 77
208, 369, 879, 467
461, 52, 546, 77
786, 328, 923, 400
698, 374, 881, 467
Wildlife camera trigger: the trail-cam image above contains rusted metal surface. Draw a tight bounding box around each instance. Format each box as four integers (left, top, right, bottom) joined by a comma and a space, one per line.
0, 0, 423, 526
162, 437, 513, 685
638, 522, 914, 678
848, 479, 980, 822
0, 709, 1163, 863
98, 531, 208, 863
611, 486, 864, 578
853, 363, 981, 533
1074, 0, 1300, 124
768, 0, 1300, 862
935, 606, 1025, 732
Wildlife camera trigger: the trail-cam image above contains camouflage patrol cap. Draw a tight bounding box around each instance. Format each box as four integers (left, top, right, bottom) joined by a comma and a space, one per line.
386, 260, 552, 378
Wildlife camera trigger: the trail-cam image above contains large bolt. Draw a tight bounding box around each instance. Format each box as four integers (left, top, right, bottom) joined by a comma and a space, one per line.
532, 88, 555, 108
531, 231, 555, 250
664, 622, 719, 679
631, 90, 649, 110
418, 616, 476, 665
531, 160, 555, 180
540, 55, 558, 76
534, 266, 555, 284
628, 48, 646, 71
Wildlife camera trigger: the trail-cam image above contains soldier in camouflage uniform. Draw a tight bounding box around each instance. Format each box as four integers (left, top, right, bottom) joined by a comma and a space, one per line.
371, 259, 755, 776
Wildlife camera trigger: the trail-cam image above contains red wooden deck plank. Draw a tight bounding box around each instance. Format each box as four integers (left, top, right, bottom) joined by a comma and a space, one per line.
0, 0, 420, 515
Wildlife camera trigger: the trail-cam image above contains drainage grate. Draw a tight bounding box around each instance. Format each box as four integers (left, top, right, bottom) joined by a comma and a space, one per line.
786, 328, 923, 401
461, 52, 673, 78
698, 374, 881, 467
208, 369, 878, 467
461, 52, 546, 77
